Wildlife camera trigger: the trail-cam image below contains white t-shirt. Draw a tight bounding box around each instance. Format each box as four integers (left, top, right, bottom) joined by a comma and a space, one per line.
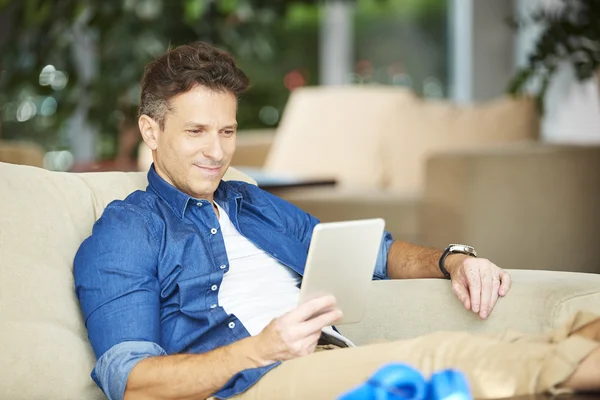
216, 203, 353, 346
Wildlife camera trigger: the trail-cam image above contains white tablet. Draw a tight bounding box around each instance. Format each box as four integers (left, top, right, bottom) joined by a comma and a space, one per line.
298, 218, 385, 325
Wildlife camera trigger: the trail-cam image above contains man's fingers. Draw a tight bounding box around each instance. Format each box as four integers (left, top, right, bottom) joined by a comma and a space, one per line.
466, 267, 481, 314
478, 268, 493, 319
499, 270, 512, 296
488, 276, 501, 316
303, 308, 343, 334
289, 295, 337, 323
452, 281, 471, 310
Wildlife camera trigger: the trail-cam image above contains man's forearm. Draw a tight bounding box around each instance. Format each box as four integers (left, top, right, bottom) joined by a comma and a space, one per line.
124, 336, 264, 400
386, 240, 446, 279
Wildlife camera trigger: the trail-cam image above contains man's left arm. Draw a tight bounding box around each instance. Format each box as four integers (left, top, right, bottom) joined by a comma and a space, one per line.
386, 240, 511, 319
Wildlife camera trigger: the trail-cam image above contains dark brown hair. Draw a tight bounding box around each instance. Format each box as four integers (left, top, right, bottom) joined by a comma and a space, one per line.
139, 41, 249, 129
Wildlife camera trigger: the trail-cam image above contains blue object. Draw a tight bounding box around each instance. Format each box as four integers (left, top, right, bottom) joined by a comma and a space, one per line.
338, 364, 472, 400
428, 369, 472, 400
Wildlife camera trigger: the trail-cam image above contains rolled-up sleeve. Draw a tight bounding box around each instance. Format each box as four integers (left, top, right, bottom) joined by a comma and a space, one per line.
373, 230, 393, 280
74, 203, 162, 398
93, 341, 167, 400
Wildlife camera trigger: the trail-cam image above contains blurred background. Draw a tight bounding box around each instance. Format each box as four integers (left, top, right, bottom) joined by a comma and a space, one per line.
0, 0, 449, 170
2, 0, 597, 171
1, 0, 600, 272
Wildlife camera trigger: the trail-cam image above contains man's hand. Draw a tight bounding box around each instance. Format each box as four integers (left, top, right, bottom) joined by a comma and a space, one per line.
446, 255, 511, 320
253, 296, 343, 366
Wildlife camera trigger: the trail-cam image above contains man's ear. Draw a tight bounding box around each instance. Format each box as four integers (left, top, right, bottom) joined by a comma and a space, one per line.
139, 115, 160, 151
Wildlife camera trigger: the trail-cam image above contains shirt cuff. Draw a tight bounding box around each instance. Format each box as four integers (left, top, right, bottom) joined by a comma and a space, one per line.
373, 230, 394, 280
92, 341, 167, 400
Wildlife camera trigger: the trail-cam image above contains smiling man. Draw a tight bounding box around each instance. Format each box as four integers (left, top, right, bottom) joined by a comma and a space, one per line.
73, 42, 600, 400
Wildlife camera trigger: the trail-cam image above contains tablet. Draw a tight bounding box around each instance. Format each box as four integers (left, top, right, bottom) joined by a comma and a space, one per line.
298, 218, 385, 325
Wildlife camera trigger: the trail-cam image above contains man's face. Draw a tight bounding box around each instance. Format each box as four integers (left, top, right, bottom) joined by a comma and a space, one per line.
139, 85, 237, 202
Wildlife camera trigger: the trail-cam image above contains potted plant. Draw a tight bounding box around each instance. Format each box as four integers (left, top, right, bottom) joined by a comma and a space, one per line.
508, 0, 600, 112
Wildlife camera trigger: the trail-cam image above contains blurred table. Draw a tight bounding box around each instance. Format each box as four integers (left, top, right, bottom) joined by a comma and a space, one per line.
236, 167, 336, 193
259, 178, 336, 192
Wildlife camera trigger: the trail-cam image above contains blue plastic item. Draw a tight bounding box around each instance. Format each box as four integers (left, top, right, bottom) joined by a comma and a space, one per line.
338, 363, 472, 400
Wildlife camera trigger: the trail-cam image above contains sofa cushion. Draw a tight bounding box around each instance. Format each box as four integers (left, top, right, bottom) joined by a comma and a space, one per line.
0, 162, 253, 400
385, 96, 539, 194
264, 86, 415, 189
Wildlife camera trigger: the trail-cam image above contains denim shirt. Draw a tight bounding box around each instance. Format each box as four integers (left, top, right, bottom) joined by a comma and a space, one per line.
74, 166, 393, 400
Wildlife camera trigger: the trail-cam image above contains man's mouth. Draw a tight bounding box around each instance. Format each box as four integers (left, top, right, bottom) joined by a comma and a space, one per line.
194, 164, 221, 170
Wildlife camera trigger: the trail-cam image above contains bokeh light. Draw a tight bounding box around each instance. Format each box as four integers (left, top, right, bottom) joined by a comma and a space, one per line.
39, 65, 56, 86
284, 70, 305, 91
16, 100, 37, 122
40, 97, 58, 116
392, 73, 413, 88
259, 106, 280, 126
51, 71, 68, 91
43, 150, 74, 171
423, 76, 443, 98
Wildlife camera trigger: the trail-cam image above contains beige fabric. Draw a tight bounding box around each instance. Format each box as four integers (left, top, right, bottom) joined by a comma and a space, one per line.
339, 269, 600, 345
420, 144, 600, 273
0, 140, 45, 167
385, 95, 539, 193
233, 312, 598, 400
0, 162, 254, 400
232, 129, 275, 168
264, 86, 415, 189
1, 162, 600, 399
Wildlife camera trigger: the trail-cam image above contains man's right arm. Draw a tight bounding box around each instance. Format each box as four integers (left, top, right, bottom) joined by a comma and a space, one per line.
124, 296, 342, 400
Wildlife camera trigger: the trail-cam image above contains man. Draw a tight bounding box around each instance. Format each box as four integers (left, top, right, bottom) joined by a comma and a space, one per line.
74, 42, 600, 400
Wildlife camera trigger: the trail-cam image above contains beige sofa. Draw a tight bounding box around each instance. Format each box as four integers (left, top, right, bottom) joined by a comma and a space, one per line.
1, 161, 600, 399
0, 139, 45, 167
231, 87, 600, 273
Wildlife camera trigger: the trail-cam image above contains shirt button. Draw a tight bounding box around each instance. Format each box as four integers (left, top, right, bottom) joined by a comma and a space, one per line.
211, 285, 218, 291
196, 202, 203, 207
210, 304, 217, 309
228, 322, 236, 329
219, 265, 226, 270
210, 228, 217, 234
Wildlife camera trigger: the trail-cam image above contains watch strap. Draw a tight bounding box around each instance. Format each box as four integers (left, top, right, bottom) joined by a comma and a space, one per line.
438, 244, 477, 279
438, 247, 453, 279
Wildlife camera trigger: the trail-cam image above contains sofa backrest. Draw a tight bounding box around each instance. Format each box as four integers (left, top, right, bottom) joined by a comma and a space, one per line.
384, 95, 539, 194
264, 86, 539, 194
264, 86, 415, 189
0, 140, 45, 167
0, 162, 253, 400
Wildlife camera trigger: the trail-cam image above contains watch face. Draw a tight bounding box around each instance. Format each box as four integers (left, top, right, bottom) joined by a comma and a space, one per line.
449, 244, 477, 257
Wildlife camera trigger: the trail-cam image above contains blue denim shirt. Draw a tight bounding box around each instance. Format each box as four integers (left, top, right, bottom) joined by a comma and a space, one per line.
74, 166, 393, 400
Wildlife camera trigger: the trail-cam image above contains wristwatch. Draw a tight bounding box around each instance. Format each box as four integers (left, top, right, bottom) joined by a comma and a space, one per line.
439, 244, 477, 279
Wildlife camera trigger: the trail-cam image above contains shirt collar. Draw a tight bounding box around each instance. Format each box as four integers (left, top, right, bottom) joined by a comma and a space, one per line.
146, 164, 242, 219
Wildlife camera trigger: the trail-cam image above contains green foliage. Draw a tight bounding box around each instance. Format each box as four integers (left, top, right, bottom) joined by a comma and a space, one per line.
0, 0, 320, 157
508, 0, 600, 113
0, 0, 442, 159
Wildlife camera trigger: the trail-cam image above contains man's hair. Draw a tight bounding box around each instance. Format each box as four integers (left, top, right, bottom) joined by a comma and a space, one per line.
139, 41, 250, 129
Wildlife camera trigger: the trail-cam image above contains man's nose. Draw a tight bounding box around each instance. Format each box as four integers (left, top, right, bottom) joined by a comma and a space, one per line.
202, 134, 224, 161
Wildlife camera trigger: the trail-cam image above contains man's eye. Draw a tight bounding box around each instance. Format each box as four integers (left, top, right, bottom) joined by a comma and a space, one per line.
187, 130, 201, 135
223, 130, 235, 136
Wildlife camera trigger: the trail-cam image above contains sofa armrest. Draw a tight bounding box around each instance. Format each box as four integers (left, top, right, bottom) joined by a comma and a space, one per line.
231, 129, 276, 168
420, 144, 600, 273
339, 269, 600, 345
